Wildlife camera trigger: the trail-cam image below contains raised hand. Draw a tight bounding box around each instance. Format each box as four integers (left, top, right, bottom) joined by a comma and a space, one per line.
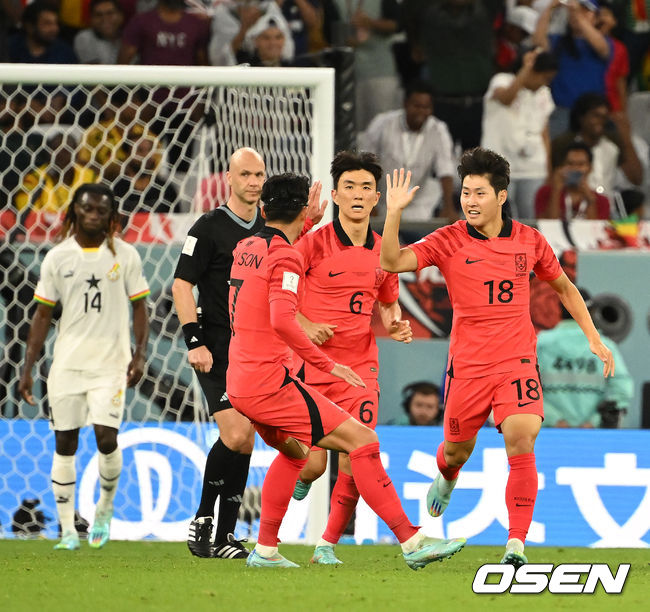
306, 180, 328, 224
385, 168, 420, 214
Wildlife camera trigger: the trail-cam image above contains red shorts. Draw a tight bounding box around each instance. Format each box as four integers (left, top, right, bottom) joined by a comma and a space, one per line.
309, 378, 379, 430
230, 375, 350, 449
443, 363, 544, 442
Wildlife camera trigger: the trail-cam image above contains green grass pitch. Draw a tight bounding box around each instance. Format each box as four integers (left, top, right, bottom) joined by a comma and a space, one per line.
1, 541, 647, 612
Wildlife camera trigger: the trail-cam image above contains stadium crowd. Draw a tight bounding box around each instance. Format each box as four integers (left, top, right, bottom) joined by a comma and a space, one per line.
0, 0, 648, 220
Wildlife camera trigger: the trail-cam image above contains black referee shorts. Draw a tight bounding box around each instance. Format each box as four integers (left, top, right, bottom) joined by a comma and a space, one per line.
195, 360, 232, 415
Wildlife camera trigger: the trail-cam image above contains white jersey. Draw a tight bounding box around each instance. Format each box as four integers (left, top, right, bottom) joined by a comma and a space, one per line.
34, 236, 150, 374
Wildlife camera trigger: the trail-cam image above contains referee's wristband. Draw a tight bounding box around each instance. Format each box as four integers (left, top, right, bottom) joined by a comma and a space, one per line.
182, 322, 206, 351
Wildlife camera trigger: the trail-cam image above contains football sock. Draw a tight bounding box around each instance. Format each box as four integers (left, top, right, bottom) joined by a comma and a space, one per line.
51, 453, 76, 534
436, 442, 463, 482
97, 447, 122, 512
215, 450, 251, 543
321, 471, 359, 545
505, 452, 538, 543
349, 442, 418, 544
258, 453, 307, 547
195, 438, 231, 519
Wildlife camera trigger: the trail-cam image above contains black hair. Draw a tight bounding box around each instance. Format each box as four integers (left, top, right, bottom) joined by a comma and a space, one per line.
22, 1, 58, 27
330, 150, 382, 190
261, 173, 309, 223
569, 92, 609, 133
511, 48, 559, 74
564, 141, 594, 164
90, 0, 121, 11
457, 147, 510, 194
59, 183, 120, 254
404, 79, 435, 102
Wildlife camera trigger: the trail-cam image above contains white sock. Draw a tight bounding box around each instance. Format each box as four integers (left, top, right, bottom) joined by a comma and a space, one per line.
255, 544, 278, 558
506, 538, 525, 554
438, 474, 458, 495
400, 530, 425, 554
51, 453, 76, 534
317, 537, 335, 548
97, 447, 122, 513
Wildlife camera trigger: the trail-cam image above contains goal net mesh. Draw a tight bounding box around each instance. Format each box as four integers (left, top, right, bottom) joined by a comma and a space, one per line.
0, 66, 332, 542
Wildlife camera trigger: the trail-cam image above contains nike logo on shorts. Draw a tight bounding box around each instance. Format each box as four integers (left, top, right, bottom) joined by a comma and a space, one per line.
518, 401, 535, 407
465, 258, 484, 264
328, 271, 344, 277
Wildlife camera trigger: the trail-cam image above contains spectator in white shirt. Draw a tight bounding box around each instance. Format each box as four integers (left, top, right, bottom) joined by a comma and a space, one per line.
482, 48, 558, 219
360, 80, 457, 221
74, 0, 123, 64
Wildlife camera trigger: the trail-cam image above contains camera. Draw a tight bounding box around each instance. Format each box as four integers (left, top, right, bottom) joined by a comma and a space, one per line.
564, 169, 583, 187
597, 400, 626, 429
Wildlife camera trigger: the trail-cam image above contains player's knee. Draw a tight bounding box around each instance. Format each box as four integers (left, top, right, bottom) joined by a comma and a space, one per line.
355, 426, 378, 448
96, 436, 118, 455
444, 447, 471, 467
55, 432, 78, 455
505, 434, 536, 456
221, 428, 254, 453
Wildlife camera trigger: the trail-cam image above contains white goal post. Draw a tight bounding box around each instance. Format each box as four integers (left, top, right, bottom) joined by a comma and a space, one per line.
0, 63, 334, 543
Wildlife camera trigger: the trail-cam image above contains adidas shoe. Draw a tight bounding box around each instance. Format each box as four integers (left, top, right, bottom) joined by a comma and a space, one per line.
213, 533, 249, 559
187, 517, 214, 558
403, 536, 466, 571
311, 545, 342, 565
88, 507, 112, 549
501, 550, 528, 568
54, 530, 80, 551
426, 473, 457, 518
246, 549, 299, 568
292, 479, 312, 501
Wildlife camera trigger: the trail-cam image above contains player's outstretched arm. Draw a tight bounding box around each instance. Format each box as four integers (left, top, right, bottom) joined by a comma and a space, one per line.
380, 168, 419, 273
296, 312, 336, 346
547, 273, 615, 377
378, 300, 412, 343
127, 298, 149, 387
19, 303, 54, 405
172, 277, 213, 373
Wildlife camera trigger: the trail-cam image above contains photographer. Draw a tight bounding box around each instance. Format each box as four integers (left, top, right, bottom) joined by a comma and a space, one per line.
537, 288, 634, 428
534, 141, 610, 219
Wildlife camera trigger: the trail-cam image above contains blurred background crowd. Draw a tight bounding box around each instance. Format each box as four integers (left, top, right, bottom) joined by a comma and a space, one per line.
0, 0, 649, 222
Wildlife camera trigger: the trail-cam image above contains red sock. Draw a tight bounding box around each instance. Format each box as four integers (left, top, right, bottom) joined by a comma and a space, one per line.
506, 452, 538, 543
258, 453, 307, 547
349, 442, 418, 543
322, 471, 359, 544
436, 442, 463, 481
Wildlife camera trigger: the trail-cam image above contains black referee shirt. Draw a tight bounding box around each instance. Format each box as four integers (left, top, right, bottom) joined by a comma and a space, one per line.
174, 206, 264, 356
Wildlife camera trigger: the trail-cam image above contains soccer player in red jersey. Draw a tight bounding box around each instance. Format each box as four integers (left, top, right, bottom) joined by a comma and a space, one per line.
380, 148, 615, 567
227, 172, 466, 569
289, 151, 413, 565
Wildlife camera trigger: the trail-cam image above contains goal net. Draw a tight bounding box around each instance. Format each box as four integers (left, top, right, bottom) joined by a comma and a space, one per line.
0, 64, 333, 543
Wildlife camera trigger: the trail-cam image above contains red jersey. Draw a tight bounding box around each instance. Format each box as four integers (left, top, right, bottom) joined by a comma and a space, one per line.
295, 219, 399, 384
227, 227, 335, 397
410, 219, 562, 378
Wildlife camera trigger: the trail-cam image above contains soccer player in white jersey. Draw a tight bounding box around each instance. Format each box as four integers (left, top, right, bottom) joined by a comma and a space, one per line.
19, 183, 150, 551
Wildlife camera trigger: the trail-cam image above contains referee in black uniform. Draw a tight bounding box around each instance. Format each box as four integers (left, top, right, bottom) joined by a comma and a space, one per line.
173, 148, 327, 558
173, 148, 265, 558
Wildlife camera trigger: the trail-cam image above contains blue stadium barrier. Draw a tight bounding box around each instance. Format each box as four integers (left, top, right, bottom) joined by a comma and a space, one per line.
1, 421, 648, 547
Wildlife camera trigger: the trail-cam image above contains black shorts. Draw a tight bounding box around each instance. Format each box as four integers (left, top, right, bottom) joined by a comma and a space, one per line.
195, 359, 232, 415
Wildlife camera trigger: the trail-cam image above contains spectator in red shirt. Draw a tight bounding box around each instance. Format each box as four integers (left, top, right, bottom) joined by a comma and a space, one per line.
535, 141, 611, 219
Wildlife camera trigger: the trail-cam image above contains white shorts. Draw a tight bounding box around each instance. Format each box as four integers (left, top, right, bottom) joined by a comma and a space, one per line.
47, 369, 127, 431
